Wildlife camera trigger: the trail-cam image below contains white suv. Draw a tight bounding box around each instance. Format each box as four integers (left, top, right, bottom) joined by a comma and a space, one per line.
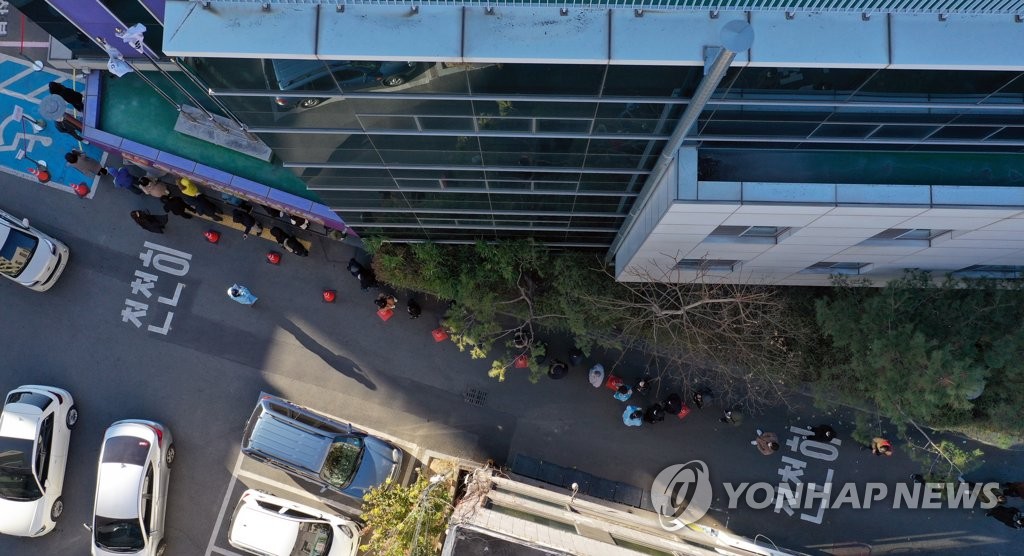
228, 489, 360, 556
85, 420, 174, 556
0, 385, 77, 537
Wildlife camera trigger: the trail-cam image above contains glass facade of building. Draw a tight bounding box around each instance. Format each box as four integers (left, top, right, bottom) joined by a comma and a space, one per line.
180, 57, 1024, 246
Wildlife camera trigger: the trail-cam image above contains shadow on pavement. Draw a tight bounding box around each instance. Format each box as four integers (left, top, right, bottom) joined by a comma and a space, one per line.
276, 316, 377, 391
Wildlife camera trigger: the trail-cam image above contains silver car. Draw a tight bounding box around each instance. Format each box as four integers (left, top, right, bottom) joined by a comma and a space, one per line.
85, 420, 175, 556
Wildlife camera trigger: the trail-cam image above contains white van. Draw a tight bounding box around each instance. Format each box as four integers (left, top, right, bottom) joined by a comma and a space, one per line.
0, 208, 69, 292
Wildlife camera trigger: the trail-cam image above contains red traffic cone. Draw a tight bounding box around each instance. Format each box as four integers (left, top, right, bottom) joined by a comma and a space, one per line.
514, 354, 529, 368
29, 167, 50, 183
204, 230, 220, 243
266, 251, 281, 265
322, 289, 337, 303
71, 182, 90, 198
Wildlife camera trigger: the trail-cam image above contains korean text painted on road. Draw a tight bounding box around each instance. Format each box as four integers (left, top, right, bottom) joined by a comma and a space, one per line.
775, 425, 842, 524
121, 241, 191, 335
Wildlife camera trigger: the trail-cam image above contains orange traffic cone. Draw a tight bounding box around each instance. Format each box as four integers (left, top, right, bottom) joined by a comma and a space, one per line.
71, 182, 90, 198
204, 230, 220, 243
322, 289, 337, 303
28, 167, 50, 183
266, 251, 281, 265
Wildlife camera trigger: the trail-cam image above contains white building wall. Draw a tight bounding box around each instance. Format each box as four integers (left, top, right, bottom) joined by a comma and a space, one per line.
618, 181, 1024, 286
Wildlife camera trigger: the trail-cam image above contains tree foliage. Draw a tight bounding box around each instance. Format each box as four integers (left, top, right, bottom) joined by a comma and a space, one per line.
366, 239, 619, 382
815, 271, 1024, 433
360, 473, 454, 556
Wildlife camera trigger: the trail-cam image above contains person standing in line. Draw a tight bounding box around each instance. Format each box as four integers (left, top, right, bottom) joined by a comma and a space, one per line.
130, 210, 168, 234
113, 167, 144, 195
663, 393, 683, 416
407, 299, 422, 319
808, 424, 837, 442
232, 208, 263, 238
375, 293, 398, 310
49, 82, 84, 111
720, 410, 735, 424
55, 119, 87, 142
161, 195, 194, 219
644, 403, 666, 424
189, 194, 223, 221
986, 505, 1023, 529
176, 177, 200, 197
871, 437, 893, 456
753, 430, 780, 455
227, 284, 258, 306
692, 391, 705, 409
138, 177, 169, 198
622, 406, 643, 427
65, 150, 107, 177
613, 384, 633, 402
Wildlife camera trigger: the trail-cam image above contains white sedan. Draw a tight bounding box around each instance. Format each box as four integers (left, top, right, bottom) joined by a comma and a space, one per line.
0, 385, 76, 537
0, 207, 69, 292
85, 420, 175, 556
228, 489, 360, 556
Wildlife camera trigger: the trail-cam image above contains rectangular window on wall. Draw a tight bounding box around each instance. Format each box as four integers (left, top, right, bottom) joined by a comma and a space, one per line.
855, 69, 1018, 98
708, 225, 792, 244
802, 262, 872, 275
952, 265, 1024, 278
675, 259, 740, 271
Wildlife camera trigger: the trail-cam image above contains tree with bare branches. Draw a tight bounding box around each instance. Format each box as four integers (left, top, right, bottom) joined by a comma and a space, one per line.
582, 258, 811, 411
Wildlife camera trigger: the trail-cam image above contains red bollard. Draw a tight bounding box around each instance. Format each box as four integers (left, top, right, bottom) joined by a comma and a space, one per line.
204, 230, 221, 243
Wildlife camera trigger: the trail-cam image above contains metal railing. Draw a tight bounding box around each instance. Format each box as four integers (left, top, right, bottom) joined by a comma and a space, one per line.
206, 0, 1024, 15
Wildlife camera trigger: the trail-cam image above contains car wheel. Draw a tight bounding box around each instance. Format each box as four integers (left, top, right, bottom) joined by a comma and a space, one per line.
382, 76, 406, 87
156, 540, 167, 556
51, 498, 64, 520
299, 98, 323, 108
66, 406, 78, 429
165, 444, 176, 467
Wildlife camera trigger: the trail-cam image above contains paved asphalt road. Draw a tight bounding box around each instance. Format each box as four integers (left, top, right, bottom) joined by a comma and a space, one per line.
1, 171, 1023, 556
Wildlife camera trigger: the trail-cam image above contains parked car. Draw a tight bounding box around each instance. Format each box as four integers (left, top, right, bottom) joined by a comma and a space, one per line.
241, 394, 403, 500
0, 207, 69, 291
0, 385, 76, 537
85, 420, 174, 556
228, 489, 359, 556
267, 59, 425, 109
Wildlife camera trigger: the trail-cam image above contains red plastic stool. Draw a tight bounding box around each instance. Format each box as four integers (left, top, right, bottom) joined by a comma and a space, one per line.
377, 308, 394, 321
431, 327, 449, 342
605, 375, 624, 391
676, 404, 692, 420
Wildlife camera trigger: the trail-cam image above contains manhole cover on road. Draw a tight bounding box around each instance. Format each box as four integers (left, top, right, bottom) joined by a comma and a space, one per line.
463, 387, 488, 406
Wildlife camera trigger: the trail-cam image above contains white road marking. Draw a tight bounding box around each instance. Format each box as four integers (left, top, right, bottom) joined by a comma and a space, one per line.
204, 453, 243, 556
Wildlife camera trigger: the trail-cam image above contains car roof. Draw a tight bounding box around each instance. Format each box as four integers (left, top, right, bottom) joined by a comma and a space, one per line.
248, 411, 332, 473
95, 463, 143, 518
231, 502, 302, 556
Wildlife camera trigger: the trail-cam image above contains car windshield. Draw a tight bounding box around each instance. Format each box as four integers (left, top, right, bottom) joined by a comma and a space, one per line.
102, 436, 150, 465
94, 516, 145, 551
291, 522, 333, 556
0, 437, 41, 500
0, 226, 39, 278
319, 436, 363, 488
